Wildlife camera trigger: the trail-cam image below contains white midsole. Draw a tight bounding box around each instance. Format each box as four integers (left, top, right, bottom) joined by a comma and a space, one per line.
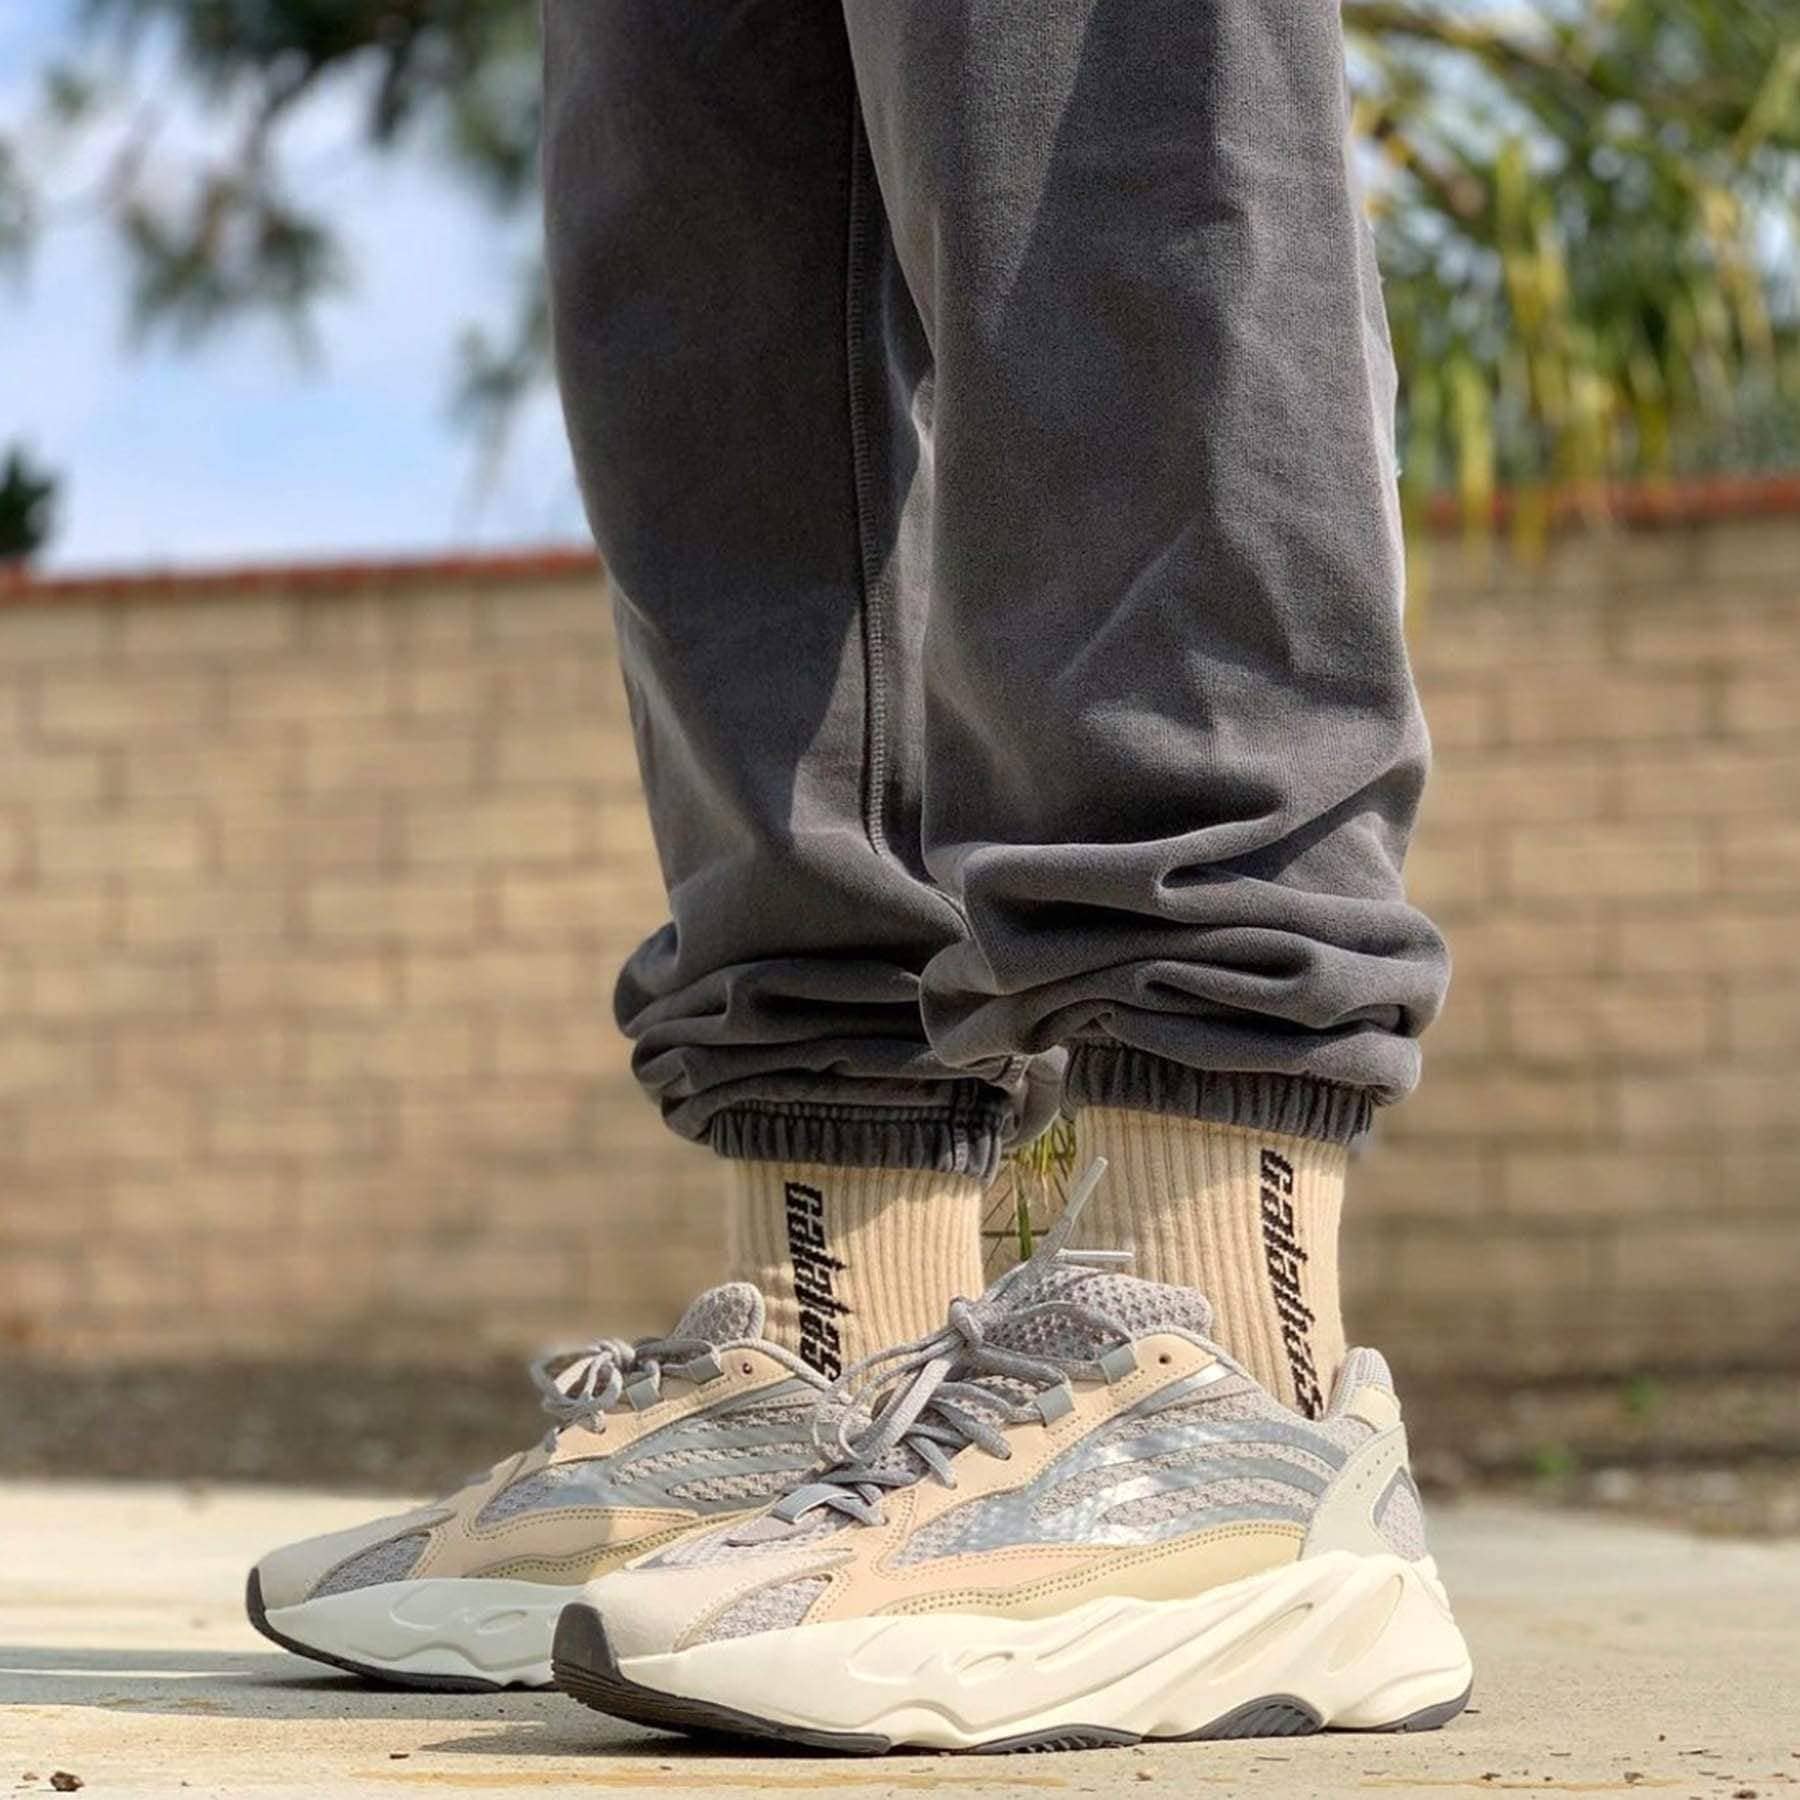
616, 1552, 1472, 1747
267, 1577, 585, 1686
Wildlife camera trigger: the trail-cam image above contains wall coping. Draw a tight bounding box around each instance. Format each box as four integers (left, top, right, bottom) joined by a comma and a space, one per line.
4, 471, 1800, 608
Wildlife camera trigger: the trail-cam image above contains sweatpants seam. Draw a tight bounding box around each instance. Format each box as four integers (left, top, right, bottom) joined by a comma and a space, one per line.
843, 102, 890, 861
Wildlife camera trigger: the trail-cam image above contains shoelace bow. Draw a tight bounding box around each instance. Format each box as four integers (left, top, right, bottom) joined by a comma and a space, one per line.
773, 1160, 1130, 1528
528, 1331, 722, 1442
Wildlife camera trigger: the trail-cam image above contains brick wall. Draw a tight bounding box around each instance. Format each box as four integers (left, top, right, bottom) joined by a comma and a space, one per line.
2, 512, 1796, 1381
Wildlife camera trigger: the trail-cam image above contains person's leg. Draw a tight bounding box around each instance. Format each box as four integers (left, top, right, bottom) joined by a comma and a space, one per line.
840, 1, 1445, 1413
542, 0, 1058, 1374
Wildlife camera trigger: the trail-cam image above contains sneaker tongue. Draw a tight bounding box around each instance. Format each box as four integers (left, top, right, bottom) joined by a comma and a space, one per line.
671, 1281, 766, 1346
986, 1261, 1214, 1359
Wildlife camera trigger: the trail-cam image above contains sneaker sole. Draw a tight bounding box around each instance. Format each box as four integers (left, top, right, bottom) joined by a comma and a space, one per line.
551, 1551, 1474, 1754
246, 1569, 565, 1691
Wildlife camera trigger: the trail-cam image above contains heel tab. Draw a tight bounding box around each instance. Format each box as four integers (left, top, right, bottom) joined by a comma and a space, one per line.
1330, 1347, 1402, 1431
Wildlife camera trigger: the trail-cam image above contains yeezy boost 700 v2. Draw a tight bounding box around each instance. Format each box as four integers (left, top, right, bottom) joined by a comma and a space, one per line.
552, 1166, 1473, 1752
247, 1284, 829, 1690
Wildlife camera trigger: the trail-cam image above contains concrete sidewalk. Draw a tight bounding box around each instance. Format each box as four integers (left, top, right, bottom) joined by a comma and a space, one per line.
3, 1482, 1796, 1799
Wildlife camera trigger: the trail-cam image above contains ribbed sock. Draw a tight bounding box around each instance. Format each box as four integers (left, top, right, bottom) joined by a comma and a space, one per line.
727, 1161, 986, 1382
1074, 1106, 1347, 1418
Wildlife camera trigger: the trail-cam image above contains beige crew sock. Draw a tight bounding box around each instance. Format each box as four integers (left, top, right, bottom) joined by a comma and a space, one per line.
727, 1161, 987, 1382
1075, 1106, 1347, 1419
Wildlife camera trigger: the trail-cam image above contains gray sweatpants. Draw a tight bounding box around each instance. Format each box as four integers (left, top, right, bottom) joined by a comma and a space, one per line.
542, 0, 1446, 1182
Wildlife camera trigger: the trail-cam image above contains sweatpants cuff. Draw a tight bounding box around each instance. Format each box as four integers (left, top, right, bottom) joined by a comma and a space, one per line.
1065, 1045, 1373, 1146
708, 1085, 1010, 1181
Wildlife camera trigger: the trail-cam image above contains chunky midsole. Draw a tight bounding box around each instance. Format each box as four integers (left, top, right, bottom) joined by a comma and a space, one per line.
267, 1577, 586, 1686
612, 1552, 1472, 1748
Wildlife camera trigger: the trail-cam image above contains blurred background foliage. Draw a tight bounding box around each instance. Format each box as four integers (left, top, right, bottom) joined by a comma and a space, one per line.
1, 0, 1797, 558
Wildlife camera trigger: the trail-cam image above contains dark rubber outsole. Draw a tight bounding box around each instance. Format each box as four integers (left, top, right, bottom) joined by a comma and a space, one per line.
549, 1603, 1472, 1756
244, 1568, 549, 1693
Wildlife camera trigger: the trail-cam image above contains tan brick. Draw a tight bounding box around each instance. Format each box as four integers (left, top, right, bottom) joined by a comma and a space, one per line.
1721, 674, 1798, 736
0, 747, 111, 804
1506, 979, 1713, 1064
1502, 671, 1709, 745
1395, 1223, 1602, 1299
1409, 598, 1608, 675
492, 724, 612, 788
1723, 980, 1800, 1054
393, 587, 482, 652
1396, 831, 1492, 916
120, 594, 295, 657
110, 1169, 284, 1235
37, 806, 207, 879
1443, 910, 1605, 981
1505, 823, 1707, 901
398, 1084, 590, 1158
33, 954, 203, 1018
22, 1092, 194, 1166
113, 1020, 290, 1088
1417, 682, 1496, 752
6, 886, 112, 948
1619, 1070, 1796, 1142
1618, 908, 1800, 975
484, 582, 610, 643
123, 883, 290, 947
206, 1087, 387, 1162
403, 948, 590, 1010
492, 1013, 623, 1079
1425, 752, 1611, 825
397, 659, 487, 720
1355, 1144, 1490, 1218
403, 794, 584, 867
1395, 1071, 1610, 1141
1499, 1148, 1708, 1217
124, 737, 294, 801
0, 1253, 82, 1323
1721, 818, 1800, 895
213, 947, 396, 1014
305, 875, 479, 945
0, 810, 24, 881
0, 1030, 102, 1098
217, 800, 387, 876
1620, 598, 1800, 665
38, 671, 218, 740
1421, 983, 1492, 1062
0, 600, 114, 660
296, 590, 400, 656
230, 662, 394, 724
496, 869, 624, 941
1608, 1218, 1800, 1292
1617, 743, 1799, 817
303, 726, 479, 796
1722, 1147, 1800, 1213
302, 1016, 479, 1083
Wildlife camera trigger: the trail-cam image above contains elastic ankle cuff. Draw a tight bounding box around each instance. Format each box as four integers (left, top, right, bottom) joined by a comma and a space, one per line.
709, 1087, 1009, 1181
1066, 1045, 1372, 1146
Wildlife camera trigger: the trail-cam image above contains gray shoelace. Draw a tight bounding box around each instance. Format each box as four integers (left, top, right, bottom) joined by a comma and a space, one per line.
528, 1332, 723, 1442
772, 1160, 1131, 1528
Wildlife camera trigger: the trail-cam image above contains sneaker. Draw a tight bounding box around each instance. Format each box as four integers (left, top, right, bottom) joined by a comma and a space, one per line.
246, 1284, 829, 1690
551, 1166, 1473, 1752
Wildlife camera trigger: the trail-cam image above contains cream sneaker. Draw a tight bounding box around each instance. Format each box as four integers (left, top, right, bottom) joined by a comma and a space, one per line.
247, 1284, 829, 1689
551, 1168, 1473, 1751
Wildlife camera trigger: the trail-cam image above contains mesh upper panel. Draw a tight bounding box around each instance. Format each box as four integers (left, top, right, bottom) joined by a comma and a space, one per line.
480, 1461, 595, 1523
648, 1513, 847, 1568
674, 1282, 765, 1345
310, 1531, 430, 1598
696, 1576, 829, 1642
1375, 1471, 1428, 1560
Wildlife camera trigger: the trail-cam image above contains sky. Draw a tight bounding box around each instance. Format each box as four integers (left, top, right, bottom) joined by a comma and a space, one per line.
1, 6, 588, 572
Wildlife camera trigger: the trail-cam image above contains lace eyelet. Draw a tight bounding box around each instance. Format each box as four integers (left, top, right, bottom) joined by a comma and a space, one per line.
1157, 1352, 1173, 1366
739, 1359, 754, 1376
